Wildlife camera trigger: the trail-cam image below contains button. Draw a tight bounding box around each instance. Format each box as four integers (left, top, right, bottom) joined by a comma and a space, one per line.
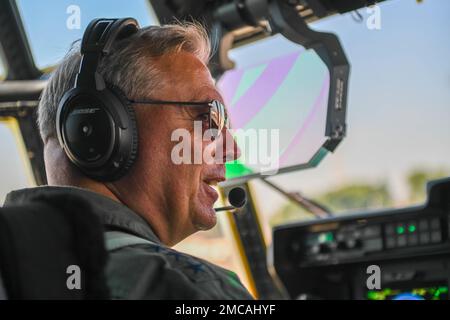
352, 230, 362, 238
344, 238, 361, 250
408, 234, 418, 246
419, 219, 429, 231
385, 224, 395, 235
430, 218, 440, 230
407, 221, 417, 234
336, 233, 345, 242
431, 231, 442, 243
386, 237, 396, 249
329, 242, 338, 250
364, 238, 383, 252
363, 226, 381, 238
419, 232, 430, 244
397, 235, 407, 247
396, 223, 406, 236
309, 245, 320, 254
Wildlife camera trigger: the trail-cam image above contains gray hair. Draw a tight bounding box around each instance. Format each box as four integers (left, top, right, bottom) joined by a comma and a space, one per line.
38, 22, 212, 143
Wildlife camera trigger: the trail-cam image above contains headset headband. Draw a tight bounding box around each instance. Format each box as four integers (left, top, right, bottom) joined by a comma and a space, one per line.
75, 18, 139, 90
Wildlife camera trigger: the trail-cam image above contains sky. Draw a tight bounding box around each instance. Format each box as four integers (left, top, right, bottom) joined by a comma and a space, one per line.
1, 0, 450, 217
253, 0, 450, 220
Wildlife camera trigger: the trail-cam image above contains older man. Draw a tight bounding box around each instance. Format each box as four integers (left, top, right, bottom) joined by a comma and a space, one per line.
4, 20, 252, 299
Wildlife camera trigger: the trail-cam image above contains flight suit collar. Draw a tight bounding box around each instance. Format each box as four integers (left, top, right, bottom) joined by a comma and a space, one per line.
3, 185, 161, 244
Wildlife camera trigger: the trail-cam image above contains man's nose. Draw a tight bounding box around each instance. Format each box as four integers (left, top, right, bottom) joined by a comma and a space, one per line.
219, 128, 241, 163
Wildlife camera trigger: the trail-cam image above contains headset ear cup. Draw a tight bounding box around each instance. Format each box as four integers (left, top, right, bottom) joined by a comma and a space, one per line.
110, 86, 139, 178
122, 96, 139, 174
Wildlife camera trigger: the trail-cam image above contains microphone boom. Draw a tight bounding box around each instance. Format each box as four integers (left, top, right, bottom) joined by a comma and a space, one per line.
214, 187, 247, 212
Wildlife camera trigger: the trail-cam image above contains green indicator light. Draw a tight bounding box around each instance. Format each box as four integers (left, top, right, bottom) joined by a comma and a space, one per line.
408, 225, 416, 233
397, 226, 405, 234
325, 233, 334, 242
319, 232, 334, 243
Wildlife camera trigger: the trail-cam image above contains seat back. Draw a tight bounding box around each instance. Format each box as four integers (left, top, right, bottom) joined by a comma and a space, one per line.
0, 193, 109, 299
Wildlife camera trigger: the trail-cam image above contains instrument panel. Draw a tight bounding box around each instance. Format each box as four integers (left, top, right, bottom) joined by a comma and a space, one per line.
272, 178, 450, 300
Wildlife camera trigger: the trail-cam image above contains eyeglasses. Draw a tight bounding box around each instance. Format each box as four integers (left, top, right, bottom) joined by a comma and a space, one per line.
128, 98, 229, 139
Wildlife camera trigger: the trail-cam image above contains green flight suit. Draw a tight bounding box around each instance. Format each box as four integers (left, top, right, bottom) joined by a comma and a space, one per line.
4, 186, 253, 300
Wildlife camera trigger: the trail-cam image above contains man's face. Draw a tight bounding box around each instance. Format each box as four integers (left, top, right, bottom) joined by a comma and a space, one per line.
119, 51, 240, 246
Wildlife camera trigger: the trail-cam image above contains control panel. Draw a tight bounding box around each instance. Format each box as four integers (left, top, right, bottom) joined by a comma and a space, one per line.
272, 177, 450, 299
293, 212, 448, 267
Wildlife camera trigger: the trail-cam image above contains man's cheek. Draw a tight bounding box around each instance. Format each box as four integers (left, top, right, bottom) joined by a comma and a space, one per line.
169, 129, 204, 165
177, 164, 201, 190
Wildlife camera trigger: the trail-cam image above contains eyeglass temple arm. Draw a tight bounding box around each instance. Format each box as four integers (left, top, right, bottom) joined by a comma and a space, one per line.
127, 99, 212, 106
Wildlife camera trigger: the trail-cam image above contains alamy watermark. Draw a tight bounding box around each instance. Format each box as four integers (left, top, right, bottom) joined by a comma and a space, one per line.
366, 5, 382, 30
66, 264, 81, 290
366, 264, 381, 290
66, 5, 81, 30
170, 121, 280, 176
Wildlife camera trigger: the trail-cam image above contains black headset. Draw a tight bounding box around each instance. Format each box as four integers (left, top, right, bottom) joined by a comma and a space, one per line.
56, 18, 140, 182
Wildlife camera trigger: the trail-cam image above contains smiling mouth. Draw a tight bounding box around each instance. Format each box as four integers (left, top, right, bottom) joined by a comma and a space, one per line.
202, 182, 218, 202
202, 178, 224, 203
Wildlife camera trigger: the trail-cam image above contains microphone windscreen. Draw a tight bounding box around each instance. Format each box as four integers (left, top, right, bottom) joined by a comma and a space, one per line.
228, 187, 247, 208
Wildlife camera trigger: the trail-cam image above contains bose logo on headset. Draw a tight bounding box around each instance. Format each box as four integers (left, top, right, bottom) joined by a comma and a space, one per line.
56, 18, 140, 182
69, 108, 101, 115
